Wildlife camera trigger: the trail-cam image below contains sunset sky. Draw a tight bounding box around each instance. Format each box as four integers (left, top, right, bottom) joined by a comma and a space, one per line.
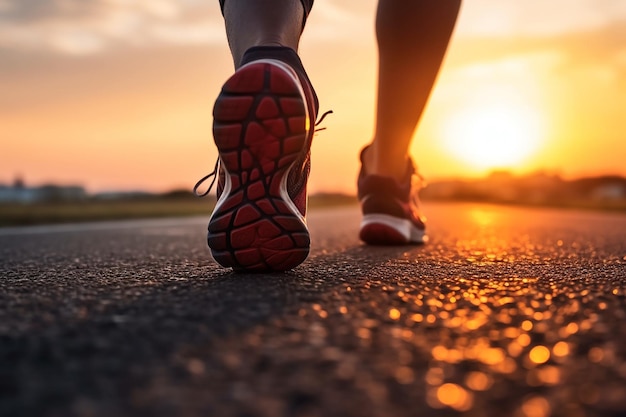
2, 0, 626, 194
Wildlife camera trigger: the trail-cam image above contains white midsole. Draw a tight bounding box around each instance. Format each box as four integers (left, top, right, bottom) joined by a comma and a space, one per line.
360, 213, 426, 243
265, 59, 310, 227
209, 158, 231, 220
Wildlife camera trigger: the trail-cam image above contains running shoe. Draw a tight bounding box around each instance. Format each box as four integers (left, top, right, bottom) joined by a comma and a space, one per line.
357, 147, 427, 245
206, 54, 318, 272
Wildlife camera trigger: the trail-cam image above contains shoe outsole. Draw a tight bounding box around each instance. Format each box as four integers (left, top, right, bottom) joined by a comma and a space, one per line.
359, 214, 426, 245
208, 60, 310, 272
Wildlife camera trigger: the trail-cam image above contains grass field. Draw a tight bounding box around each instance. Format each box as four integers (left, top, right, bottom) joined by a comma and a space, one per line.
1, 193, 623, 228
0, 194, 358, 227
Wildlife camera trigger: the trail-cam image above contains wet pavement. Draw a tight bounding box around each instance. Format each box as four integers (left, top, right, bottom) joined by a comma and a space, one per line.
1, 203, 625, 417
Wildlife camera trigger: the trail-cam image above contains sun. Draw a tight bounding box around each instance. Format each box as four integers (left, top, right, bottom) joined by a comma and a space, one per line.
442, 103, 543, 171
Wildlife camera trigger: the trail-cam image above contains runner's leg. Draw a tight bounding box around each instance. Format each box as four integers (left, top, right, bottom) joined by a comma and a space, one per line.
221, 0, 312, 66
364, 0, 461, 181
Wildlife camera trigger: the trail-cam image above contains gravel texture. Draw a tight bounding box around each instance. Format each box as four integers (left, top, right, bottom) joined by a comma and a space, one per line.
1, 203, 625, 417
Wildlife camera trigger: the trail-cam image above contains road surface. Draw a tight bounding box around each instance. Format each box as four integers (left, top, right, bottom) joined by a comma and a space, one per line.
1, 202, 625, 417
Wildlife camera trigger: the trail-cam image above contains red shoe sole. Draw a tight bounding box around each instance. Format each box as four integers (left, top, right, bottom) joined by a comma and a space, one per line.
208, 61, 310, 272
359, 224, 409, 245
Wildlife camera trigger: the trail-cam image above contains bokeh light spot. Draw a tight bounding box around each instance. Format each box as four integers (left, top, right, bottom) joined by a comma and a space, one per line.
529, 346, 550, 364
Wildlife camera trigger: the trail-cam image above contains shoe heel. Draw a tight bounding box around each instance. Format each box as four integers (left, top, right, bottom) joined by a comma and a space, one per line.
208, 61, 311, 271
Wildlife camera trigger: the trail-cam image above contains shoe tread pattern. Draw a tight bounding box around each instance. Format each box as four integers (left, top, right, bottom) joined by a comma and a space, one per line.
208, 62, 310, 271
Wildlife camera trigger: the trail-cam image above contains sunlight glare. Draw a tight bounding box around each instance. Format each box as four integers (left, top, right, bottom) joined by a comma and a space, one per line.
443, 103, 543, 171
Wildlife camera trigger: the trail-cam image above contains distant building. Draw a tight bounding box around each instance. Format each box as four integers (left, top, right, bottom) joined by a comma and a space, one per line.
36, 185, 87, 202
591, 183, 626, 201
0, 177, 86, 203
421, 172, 626, 206
568, 176, 626, 201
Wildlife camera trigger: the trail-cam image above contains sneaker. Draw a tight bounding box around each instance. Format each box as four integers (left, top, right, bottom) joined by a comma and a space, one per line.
357, 147, 427, 245
206, 52, 318, 272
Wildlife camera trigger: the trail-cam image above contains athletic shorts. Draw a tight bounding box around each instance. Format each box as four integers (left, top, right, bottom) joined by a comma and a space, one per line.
219, 0, 314, 27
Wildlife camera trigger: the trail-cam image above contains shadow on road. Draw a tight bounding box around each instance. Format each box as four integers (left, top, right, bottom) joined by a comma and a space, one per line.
2, 243, 425, 417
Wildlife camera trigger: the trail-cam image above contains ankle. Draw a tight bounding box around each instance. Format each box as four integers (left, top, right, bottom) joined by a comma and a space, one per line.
362, 144, 410, 182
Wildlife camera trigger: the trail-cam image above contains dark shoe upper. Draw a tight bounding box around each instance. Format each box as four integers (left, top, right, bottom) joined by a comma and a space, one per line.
357, 147, 426, 231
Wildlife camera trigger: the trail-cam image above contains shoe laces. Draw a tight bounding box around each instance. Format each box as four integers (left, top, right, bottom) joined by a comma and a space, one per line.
193, 110, 333, 198
193, 158, 220, 197
412, 167, 426, 187
314, 110, 333, 132
408, 160, 426, 188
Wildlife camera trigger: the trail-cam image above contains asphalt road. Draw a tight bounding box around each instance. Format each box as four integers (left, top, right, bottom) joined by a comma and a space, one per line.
1, 202, 625, 417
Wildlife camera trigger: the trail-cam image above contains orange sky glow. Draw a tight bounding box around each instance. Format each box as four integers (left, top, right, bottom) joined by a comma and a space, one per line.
2, 0, 626, 194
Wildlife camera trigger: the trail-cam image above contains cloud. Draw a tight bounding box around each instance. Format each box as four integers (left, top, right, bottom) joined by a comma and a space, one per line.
0, 0, 224, 54
457, 0, 626, 37
448, 18, 626, 73
304, 1, 374, 41
0, 0, 89, 22
2, 0, 626, 56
